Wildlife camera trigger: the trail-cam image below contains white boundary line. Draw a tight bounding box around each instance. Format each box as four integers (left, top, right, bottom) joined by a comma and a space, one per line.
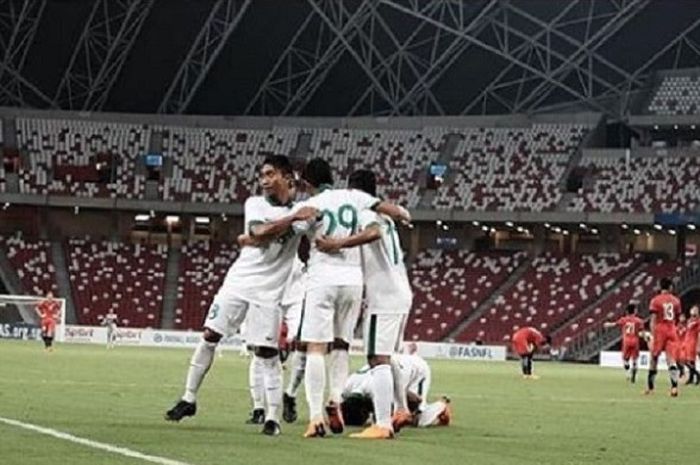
0, 416, 195, 465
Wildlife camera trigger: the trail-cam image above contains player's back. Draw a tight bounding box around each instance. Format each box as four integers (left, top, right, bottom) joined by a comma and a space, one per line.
302, 188, 379, 288
396, 353, 430, 385
359, 210, 412, 311
649, 292, 681, 326
513, 326, 541, 344
618, 315, 643, 340
685, 317, 700, 344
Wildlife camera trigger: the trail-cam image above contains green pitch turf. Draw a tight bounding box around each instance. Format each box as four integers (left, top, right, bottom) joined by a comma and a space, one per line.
0, 340, 697, 465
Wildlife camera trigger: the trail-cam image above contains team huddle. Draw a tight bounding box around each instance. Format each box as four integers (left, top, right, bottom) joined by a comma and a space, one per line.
164, 155, 450, 439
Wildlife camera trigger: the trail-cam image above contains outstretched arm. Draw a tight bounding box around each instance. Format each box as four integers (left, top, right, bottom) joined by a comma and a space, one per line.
374, 201, 411, 224
316, 224, 381, 253
250, 206, 318, 240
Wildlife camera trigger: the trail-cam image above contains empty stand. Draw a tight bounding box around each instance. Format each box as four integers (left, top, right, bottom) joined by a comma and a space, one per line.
406, 250, 527, 342
67, 238, 167, 328
1, 234, 58, 296
648, 74, 700, 115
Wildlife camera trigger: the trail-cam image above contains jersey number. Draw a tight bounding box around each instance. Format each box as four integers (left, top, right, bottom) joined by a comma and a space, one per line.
320, 204, 357, 236
624, 323, 636, 335
662, 302, 675, 321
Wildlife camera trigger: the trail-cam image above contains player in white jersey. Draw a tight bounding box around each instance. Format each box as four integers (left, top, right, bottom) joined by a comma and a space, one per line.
280, 254, 308, 423
165, 155, 310, 437
250, 158, 411, 438
340, 353, 451, 429
316, 169, 413, 439
101, 311, 118, 349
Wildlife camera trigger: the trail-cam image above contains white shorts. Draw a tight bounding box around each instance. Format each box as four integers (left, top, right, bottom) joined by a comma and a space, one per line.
281, 301, 303, 343
300, 285, 362, 343
204, 293, 280, 349
363, 313, 407, 356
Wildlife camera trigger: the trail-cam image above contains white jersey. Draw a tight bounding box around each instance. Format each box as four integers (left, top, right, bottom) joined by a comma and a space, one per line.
359, 211, 412, 313
342, 354, 429, 398
103, 313, 118, 329
281, 257, 306, 306
222, 196, 301, 306
294, 188, 380, 289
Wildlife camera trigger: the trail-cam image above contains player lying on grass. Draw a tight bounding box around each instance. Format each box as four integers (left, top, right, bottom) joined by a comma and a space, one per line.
165, 155, 313, 437
603, 302, 644, 383
511, 326, 551, 379
340, 352, 451, 430
646, 277, 682, 397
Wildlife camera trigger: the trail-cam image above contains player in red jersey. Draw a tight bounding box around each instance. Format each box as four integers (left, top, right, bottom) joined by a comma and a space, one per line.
675, 313, 688, 379
603, 302, 644, 383
680, 305, 700, 385
511, 326, 551, 379
35, 292, 60, 351
646, 277, 682, 396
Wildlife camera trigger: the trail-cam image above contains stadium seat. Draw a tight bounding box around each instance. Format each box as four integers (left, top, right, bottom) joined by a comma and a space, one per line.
648, 73, 700, 115
0, 234, 58, 296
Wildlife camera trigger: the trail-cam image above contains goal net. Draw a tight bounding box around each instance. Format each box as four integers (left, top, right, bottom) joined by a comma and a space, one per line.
0, 294, 67, 342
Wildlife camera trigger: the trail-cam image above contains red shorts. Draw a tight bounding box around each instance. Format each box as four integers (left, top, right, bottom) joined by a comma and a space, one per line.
652, 325, 679, 358
512, 340, 532, 356
680, 343, 698, 363
621, 341, 640, 360
41, 321, 56, 337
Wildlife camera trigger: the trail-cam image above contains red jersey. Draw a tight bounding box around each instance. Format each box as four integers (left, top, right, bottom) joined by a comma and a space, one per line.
649, 292, 681, 327
616, 315, 643, 344
37, 299, 60, 323
684, 318, 700, 349
512, 327, 545, 355
677, 323, 687, 341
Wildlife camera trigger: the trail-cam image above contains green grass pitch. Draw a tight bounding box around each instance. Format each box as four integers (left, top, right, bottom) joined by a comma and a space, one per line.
0, 339, 697, 465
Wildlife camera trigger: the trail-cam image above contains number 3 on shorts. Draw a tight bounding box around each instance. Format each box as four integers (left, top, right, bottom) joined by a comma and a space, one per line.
207, 303, 220, 320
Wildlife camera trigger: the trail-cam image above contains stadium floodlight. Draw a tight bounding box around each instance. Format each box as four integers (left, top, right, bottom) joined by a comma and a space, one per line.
442, 224, 449, 231
692, 125, 697, 130
221, 213, 228, 222
166, 215, 180, 224
621, 223, 629, 230
562, 230, 570, 236
633, 229, 641, 235
73, 206, 79, 215
688, 224, 697, 231
195, 217, 210, 225
653, 224, 663, 230
436, 220, 443, 226
544, 223, 551, 229
2, 202, 9, 210
653, 125, 659, 130
553, 227, 561, 233
669, 229, 677, 235
490, 227, 496, 233
150, 210, 156, 218
472, 221, 480, 226
134, 214, 149, 222
481, 225, 489, 232
579, 223, 587, 229
645, 232, 652, 237
674, 125, 679, 130
505, 221, 514, 227
591, 228, 599, 234
516, 226, 524, 233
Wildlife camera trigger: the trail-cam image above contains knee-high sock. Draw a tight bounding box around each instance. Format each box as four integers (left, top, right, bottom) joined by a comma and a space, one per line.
305, 352, 326, 420
249, 355, 265, 410
328, 349, 349, 404
285, 351, 306, 398
183, 340, 217, 403
370, 364, 394, 430
390, 357, 408, 412
261, 356, 282, 423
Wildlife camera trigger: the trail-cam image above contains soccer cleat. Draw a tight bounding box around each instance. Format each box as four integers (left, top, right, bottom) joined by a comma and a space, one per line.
262, 420, 281, 436
246, 408, 265, 425
349, 425, 394, 439
165, 400, 197, 422
391, 409, 413, 433
437, 397, 452, 426
670, 387, 679, 397
282, 393, 297, 423
303, 420, 327, 438
325, 402, 344, 434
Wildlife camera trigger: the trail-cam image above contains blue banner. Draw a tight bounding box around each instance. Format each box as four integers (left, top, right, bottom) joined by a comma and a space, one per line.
0, 323, 41, 340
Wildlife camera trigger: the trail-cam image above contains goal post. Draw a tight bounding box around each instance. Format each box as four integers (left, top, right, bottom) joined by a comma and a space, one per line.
0, 294, 67, 342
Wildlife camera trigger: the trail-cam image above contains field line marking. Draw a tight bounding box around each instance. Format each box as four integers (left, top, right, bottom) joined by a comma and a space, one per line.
0, 416, 195, 465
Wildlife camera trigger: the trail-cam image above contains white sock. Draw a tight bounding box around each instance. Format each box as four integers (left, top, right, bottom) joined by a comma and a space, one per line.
328, 349, 349, 404
390, 357, 408, 411
305, 352, 326, 420
249, 356, 265, 410
370, 364, 394, 430
261, 356, 283, 423
183, 340, 217, 403
285, 351, 306, 397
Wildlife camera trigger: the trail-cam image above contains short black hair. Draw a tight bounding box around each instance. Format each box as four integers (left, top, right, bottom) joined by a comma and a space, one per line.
262, 155, 293, 177
544, 335, 552, 345
660, 277, 673, 291
340, 396, 373, 427
301, 158, 333, 188
348, 169, 377, 197
626, 302, 638, 314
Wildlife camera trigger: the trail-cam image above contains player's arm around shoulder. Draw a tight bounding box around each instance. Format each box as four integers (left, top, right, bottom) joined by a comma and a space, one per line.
315, 215, 381, 253
249, 201, 318, 242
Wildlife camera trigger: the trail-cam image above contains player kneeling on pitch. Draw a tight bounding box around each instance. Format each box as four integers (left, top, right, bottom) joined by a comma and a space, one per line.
340, 352, 451, 430
511, 326, 551, 379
